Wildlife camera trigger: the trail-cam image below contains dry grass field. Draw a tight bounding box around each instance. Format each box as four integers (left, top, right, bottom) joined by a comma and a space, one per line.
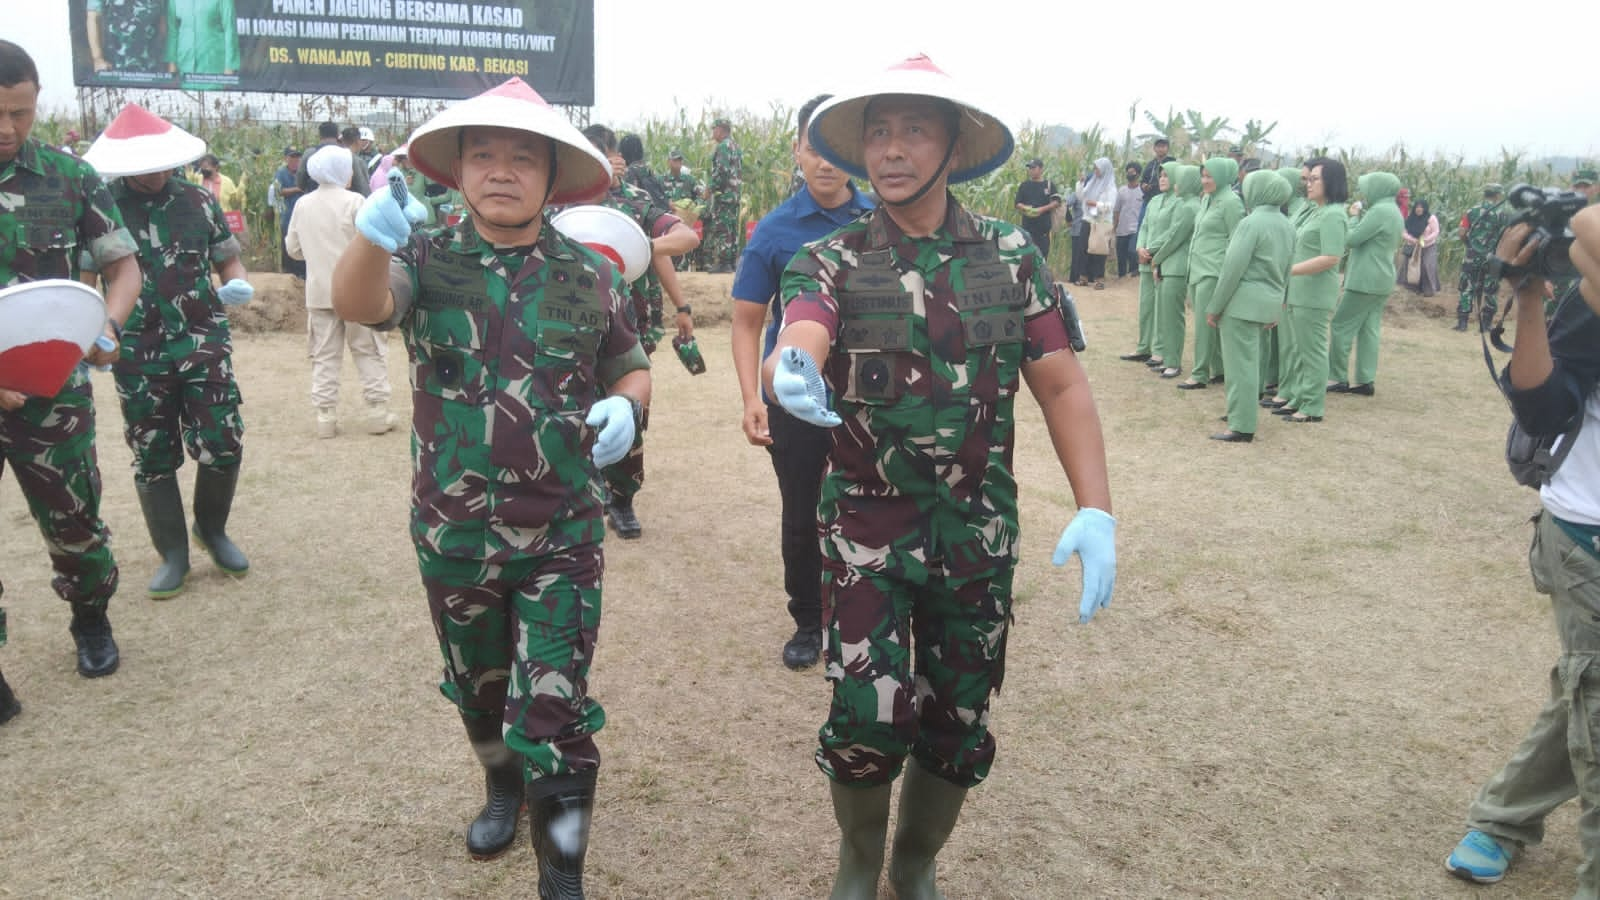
0, 272, 1577, 898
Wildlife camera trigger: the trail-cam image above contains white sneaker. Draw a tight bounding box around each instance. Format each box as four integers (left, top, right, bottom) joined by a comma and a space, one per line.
315, 407, 338, 439
364, 403, 399, 435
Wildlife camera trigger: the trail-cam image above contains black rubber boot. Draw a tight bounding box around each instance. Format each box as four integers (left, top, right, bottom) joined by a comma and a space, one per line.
782, 626, 822, 670
828, 780, 891, 900
462, 714, 524, 860
0, 667, 20, 725
605, 499, 642, 540
1454, 311, 1470, 332
136, 477, 190, 598
68, 604, 119, 678
192, 464, 249, 575
887, 760, 969, 900
529, 770, 596, 900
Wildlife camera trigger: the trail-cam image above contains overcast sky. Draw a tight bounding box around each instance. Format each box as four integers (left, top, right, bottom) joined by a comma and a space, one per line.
15, 0, 1597, 162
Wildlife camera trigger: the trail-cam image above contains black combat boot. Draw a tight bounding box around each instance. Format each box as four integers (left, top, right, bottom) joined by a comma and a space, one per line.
1453, 311, 1470, 332
461, 713, 524, 860
68, 604, 119, 678
528, 770, 596, 900
782, 626, 822, 670
0, 667, 20, 725
192, 464, 249, 575
604, 499, 642, 540
136, 476, 190, 598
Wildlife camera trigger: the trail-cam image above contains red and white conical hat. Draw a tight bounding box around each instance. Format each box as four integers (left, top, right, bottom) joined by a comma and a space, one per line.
0, 280, 109, 397
551, 206, 652, 284
406, 78, 610, 205
807, 54, 1015, 185
83, 104, 206, 177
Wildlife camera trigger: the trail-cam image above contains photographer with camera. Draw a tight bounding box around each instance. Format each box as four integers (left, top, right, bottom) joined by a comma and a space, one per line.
1445, 202, 1600, 891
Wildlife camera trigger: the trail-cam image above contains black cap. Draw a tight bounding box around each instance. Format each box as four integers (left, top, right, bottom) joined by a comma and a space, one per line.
283, 146, 301, 157
1025, 158, 1043, 168
1228, 145, 1244, 155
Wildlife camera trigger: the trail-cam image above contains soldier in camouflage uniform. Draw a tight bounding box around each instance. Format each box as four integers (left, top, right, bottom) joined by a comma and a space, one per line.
86, 0, 167, 75
0, 41, 142, 689
568, 124, 699, 539
762, 55, 1117, 899
332, 77, 649, 897
1456, 183, 1507, 332
661, 149, 702, 271
82, 104, 254, 600
706, 116, 743, 273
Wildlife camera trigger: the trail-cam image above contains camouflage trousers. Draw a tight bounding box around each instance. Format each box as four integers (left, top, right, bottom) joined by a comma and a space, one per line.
817, 557, 1013, 789
630, 286, 665, 357
0, 376, 119, 610
1459, 253, 1501, 316
418, 543, 606, 778
707, 192, 741, 268
113, 357, 244, 483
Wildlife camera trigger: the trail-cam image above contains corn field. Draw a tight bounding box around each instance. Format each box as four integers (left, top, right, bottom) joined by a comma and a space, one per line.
36, 104, 1585, 280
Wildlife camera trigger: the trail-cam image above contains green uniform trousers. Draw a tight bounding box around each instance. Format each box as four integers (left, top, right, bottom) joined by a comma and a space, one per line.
1281, 305, 1332, 417
1261, 325, 1280, 390
1135, 270, 1157, 355
1467, 512, 1600, 898
1219, 315, 1266, 435
0, 378, 119, 609
1189, 277, 1223, 383
419, 543, 605, 779
1327, 288, 1388, 388
1152, 274, 1189, 370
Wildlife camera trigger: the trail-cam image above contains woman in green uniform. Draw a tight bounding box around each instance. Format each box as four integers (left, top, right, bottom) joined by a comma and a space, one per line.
1178, 157, 1243, 389
1120, 164, 1172, 364
1209, 171, 1297, 442
1149, 164, 1201, 378
1276, 157, 1347, 423
1327, 171, 1404, 395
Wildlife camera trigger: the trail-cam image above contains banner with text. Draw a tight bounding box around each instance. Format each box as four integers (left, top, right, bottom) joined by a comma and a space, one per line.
68, 0, 594, 104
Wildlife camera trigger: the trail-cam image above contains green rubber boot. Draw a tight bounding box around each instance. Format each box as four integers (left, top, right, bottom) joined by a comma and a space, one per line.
829, 780, 891, 900
887, 760, 968, 900
192, 464, 249, 575
136, 476, 190, 598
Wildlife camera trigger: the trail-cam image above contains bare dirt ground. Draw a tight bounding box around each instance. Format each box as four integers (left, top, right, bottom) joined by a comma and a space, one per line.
0, 273, 1577, 898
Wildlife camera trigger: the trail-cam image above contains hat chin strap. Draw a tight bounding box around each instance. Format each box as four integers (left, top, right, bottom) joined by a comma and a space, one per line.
877, 133, 959, 209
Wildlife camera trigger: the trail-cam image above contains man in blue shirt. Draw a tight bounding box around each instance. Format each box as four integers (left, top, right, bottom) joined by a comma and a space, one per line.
731, 93, 874, 670
273, 146, 305, 278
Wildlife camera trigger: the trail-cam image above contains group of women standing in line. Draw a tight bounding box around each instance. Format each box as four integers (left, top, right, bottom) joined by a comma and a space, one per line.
1118, 156, 1406, 442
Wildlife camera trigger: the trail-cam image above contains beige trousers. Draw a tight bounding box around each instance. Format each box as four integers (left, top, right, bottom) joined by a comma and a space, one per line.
307, 308, 391, 409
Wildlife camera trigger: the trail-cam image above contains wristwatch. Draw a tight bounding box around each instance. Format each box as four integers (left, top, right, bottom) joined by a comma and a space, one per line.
676, 305, 691, 315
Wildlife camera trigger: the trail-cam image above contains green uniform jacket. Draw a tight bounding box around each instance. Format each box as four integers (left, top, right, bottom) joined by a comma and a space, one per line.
1212, 171, 1296, 323
1288, 203, 1348, 310
1136, 176, 1174, 274
1149, 165, 1202, 277
1343, 172, 1404, 294
1189, 158, 1244, 282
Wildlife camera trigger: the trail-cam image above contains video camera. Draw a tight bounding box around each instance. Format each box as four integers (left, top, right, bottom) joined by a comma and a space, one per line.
1497, 184, 1588, 280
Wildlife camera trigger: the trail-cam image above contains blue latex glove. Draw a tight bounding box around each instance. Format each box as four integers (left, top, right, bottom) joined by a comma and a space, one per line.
771, 347, 841, 428
586, 396, 636, 468
1052, 507, 1117, 624
217, 278, 253, 306
356, 169, 429, 252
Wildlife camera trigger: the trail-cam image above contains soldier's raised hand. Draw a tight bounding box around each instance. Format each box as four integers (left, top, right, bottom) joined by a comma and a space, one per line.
1052, 507, 1117, 624
217, 278, 254, 306
771, 347, 840, 428
586, 395, 637, 468
356, 169, 428, 253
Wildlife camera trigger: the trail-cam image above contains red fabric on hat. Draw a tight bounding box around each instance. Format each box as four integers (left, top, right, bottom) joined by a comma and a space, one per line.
103, 104, 174, 139
484, 77, 551, 107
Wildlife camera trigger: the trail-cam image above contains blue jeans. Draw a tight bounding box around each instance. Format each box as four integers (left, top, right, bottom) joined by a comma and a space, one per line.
1115, 233, 1138, 277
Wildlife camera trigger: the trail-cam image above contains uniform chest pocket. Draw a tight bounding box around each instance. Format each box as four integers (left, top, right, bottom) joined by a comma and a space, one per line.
529, 320, 602, 414
25, 224, 77, 278
411, 306, 487, 405
175, 236, 208, 275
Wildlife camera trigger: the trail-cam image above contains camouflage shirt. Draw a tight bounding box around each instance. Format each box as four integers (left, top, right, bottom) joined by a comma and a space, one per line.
110, 177, 242, 373
780, 197, 1073, 581
385, 218, 650, 564
86, 0, 166, 71
661, 171, 701, 204
557, 180, 682, 351
710, 136, 742, 199
1463, 199, 1507, 258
